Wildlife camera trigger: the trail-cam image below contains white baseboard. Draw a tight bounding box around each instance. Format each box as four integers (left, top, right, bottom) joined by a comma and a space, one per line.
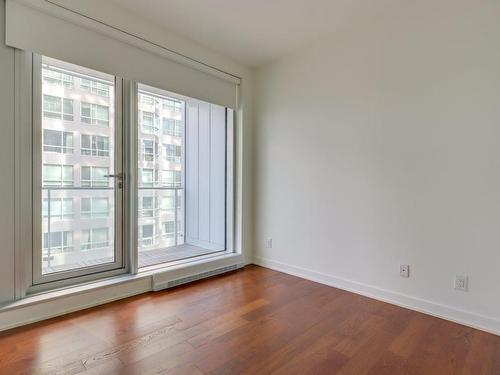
253, 256, 500, 336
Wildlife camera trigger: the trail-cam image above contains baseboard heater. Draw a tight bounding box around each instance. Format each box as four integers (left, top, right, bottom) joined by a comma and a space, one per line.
152, 263, 245, 291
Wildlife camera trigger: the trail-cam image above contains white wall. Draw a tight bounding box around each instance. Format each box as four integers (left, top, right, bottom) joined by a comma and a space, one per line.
0, 0, 15, 303
254, 0, 500, 333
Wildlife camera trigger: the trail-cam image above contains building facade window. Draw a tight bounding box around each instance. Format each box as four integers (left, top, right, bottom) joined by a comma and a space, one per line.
81, 134, 110, 156
81, 102, 109, 126
43, 129, 73, 154
43, 67, 74, 88
141, 168, 158, 187
142, 111, 158, 134
140, 224, 156, 247
81, 228, 109, 251
141, 95, 155, 107
42, 198, 73, 220
140, 196, 158, 217
43, 164, 74, 187
43, 231, 73, 255
160, 192, 175, 212
162, 118, 183, 137
81, 197, 110, 218
162, 221, 175, 239
162, 99, 182, 113
161, 170, 182, 188
80, 78, 110, 97
81, 166, 109, 187
163, 144, 181, 163
43, 94, 74, 121
142, 139, 158, 161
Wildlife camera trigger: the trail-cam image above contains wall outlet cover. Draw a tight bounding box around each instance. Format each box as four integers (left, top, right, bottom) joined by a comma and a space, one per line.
400, 264, 410, 278
455, 275, 468, 291
266, 238, 273, 249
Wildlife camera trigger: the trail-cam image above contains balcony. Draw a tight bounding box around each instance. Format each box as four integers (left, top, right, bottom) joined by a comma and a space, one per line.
41, 184, 223, 275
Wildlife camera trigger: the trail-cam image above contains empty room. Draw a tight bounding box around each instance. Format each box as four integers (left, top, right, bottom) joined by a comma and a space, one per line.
0, 0, 499, 374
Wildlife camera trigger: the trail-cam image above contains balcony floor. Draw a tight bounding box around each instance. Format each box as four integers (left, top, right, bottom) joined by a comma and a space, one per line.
138, 244, 223, 268
42, 244, 223, 275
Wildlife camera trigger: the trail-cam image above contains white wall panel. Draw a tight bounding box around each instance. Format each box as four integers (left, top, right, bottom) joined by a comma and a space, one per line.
210, 106, 227, 247
186, 100, 226, 251
198, 102, 211, 243
186, 103, 199, 240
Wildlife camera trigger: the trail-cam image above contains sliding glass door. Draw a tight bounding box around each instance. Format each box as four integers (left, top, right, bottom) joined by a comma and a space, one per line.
33, 56, 123, 284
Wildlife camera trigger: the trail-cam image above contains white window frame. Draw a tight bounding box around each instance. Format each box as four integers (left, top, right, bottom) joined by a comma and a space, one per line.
31, 54, 125, 288
13, 50, 241, 298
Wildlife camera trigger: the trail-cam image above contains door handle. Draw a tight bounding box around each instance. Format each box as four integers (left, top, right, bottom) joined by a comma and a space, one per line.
104, 173, 124, 180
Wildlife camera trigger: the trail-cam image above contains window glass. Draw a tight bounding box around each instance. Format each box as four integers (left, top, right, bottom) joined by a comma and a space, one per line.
39, 56, 117, 278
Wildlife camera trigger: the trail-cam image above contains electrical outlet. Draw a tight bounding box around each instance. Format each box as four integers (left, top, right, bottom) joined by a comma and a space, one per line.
455, 275, 468, 291
400, 264, 410, 278
266, 238, 273, 249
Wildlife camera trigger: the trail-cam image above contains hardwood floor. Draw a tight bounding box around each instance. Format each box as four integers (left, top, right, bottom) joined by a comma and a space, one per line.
0, 265, 499, 374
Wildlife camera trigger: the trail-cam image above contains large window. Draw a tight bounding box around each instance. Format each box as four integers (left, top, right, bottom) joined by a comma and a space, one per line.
32, 54, 234, 288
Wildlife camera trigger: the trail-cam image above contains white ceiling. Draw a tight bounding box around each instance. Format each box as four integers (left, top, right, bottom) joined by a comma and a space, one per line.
108, 0, 395, 67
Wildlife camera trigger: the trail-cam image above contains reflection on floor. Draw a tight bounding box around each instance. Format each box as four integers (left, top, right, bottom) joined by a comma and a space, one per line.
138, 244, 223, 268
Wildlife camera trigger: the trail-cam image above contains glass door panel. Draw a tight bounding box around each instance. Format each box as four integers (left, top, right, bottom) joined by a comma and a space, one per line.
137, 84, 186, 268
34, 56, 123, 284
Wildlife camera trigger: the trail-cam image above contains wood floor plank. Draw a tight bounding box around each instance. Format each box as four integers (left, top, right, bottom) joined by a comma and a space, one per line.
0, 265, 498, 375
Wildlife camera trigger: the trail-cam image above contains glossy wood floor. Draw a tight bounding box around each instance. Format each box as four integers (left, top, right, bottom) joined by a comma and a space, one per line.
1, 265, 499, 375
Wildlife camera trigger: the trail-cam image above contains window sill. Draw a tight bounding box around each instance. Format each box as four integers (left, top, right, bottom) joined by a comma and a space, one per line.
0, 251, 245, 322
